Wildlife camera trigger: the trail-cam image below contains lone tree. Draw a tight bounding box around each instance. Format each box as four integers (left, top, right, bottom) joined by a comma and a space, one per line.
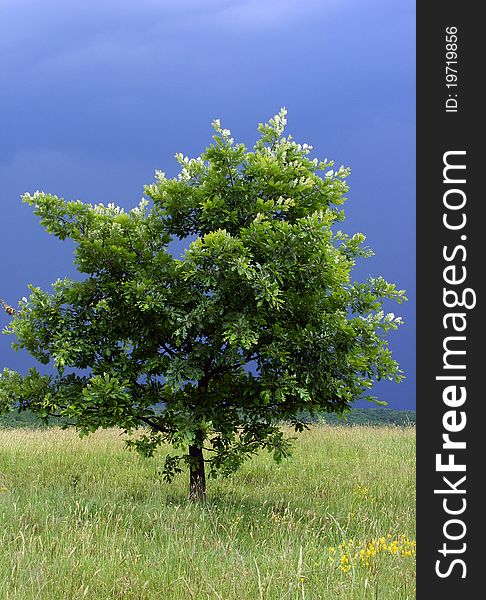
0, 110, 405, 500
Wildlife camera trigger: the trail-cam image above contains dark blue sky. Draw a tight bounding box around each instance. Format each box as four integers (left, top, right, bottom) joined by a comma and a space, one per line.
0, 0, 415, 409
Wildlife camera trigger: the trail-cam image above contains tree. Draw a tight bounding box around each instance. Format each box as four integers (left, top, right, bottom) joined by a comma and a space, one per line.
0, 109, 406, 500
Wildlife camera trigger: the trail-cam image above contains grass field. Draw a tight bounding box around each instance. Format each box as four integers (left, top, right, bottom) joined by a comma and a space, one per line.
0, 425, 415, 599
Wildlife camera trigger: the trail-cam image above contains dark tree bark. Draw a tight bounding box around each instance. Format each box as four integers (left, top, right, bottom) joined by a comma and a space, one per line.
189, 444, 206, 501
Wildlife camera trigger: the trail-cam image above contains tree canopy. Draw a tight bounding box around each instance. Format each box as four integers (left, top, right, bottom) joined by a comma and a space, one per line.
0, 109, 406, 499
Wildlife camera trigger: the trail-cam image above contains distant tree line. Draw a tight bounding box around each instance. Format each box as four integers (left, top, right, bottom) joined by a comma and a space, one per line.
1, 407, 415, 429
300, 407, 416, 426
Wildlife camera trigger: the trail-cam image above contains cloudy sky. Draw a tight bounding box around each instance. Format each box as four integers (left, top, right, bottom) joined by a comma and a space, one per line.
0, 0, 415, 409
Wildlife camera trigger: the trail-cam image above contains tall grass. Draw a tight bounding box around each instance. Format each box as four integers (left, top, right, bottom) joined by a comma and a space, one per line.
0, 426, 415, 599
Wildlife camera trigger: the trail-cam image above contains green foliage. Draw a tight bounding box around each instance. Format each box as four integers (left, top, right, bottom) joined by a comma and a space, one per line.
0, 109, 406, 487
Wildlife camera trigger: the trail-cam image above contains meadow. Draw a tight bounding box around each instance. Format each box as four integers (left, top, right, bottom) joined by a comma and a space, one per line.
0, 425, 415, 599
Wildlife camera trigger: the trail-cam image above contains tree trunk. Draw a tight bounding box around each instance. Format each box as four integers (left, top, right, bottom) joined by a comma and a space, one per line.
189, 445, 206, 501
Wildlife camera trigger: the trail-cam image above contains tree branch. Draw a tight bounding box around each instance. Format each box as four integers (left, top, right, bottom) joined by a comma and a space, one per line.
137, 415, 174, 434
160, 343, 176, 358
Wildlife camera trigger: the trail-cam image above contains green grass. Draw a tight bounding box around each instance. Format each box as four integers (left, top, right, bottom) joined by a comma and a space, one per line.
0, 426, 415, 599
